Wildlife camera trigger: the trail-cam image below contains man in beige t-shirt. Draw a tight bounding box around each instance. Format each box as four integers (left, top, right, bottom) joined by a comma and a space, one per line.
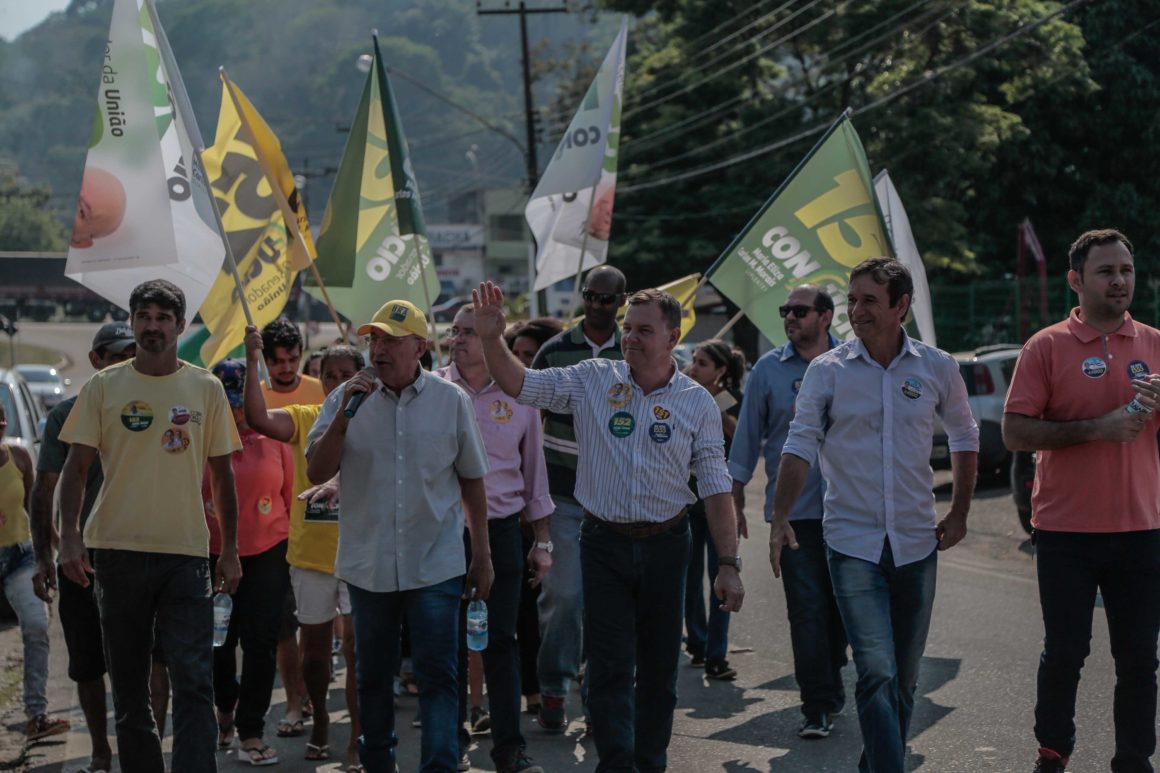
59, 280, 241, 772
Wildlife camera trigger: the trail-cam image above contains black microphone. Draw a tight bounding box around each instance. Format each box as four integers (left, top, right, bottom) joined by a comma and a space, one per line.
343, 367, 378, 419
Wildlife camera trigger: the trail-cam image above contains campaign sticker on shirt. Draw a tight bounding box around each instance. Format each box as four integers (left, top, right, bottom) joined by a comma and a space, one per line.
900, 377, 923, 400
121, 401, 154, 431
606, 383, 632, 408
608, 411, 636, 438
649, 422, 671, 443
169, 405, 191, 426
1082, 356, 1107, 379
257, 496, 273, 515
1128, 360, 1150, 380
489, 400, 514, 424
792, 378, 803, 394
653, 405, 671, 420
161, 427, 190, 454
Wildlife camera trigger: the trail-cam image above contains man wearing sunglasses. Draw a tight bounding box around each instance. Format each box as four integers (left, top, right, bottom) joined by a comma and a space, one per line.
729, 285, 848, 741
527, 264, 626, 733
769, 259, 978, 773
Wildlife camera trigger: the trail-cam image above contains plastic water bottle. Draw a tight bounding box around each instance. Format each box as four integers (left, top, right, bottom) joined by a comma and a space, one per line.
1126, 397, 1153, 414
466, 600, 488, 651
212, 592, 233, 648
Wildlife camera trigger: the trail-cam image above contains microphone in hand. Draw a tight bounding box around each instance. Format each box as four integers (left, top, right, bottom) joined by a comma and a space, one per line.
343, 366, 378, 418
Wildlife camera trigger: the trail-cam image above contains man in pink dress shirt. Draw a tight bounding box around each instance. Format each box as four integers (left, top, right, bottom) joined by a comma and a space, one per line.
436, 305, 554, 773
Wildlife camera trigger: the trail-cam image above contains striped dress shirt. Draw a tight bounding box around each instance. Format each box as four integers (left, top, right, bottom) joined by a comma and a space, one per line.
518, 358, 732, 524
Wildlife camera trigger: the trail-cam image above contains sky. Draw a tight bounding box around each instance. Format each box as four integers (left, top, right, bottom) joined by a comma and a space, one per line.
0, 0, 70, 42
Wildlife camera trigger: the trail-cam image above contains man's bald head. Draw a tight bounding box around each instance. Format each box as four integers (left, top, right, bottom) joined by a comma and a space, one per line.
72, 167, 127, 248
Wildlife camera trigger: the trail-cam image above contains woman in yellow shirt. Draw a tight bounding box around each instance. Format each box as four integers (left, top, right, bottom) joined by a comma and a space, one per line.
0, 403, 69, 741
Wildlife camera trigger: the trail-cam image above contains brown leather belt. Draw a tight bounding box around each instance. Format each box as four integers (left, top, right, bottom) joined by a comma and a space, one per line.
583, 509, 688, 539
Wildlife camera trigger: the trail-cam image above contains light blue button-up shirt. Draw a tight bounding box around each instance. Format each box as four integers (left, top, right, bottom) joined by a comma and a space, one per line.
728, 336, 838, 523
782, 331, 978, 566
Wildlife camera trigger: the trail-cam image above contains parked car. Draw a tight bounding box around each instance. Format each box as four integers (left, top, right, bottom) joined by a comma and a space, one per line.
15, 363, 69, 410
930, 343, 1022, 476
0, 368, 45, 468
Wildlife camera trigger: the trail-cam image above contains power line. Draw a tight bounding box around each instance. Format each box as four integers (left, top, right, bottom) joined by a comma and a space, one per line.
620, 0, 1093, 194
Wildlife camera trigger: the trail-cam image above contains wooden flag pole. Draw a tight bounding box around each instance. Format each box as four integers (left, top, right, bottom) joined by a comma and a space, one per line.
711, 309, 746, 339
192, 146, 272, 389
219, 67, 349, 342
565, 181, 603, 324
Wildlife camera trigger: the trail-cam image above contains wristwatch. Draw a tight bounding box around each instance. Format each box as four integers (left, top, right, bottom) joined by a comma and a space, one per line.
718, 555, 742, 571
535, 540, 554, 554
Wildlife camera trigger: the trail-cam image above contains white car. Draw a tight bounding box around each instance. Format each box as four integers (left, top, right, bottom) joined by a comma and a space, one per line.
16, 364, 69, 410
0, 368, 45, 468
930, 344, 1022, 476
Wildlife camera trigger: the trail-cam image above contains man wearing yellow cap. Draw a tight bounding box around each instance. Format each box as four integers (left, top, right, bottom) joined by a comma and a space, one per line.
306, 299, 493, 773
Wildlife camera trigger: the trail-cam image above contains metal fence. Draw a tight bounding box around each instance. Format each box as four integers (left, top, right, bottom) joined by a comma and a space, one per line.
928, 276, 1160, 354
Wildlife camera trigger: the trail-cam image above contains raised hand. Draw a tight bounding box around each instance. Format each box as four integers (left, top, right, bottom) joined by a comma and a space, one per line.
471, 282, 508, 341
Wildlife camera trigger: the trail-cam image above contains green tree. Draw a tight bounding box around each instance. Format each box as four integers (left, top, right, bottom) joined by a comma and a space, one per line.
0, 162, 71, 251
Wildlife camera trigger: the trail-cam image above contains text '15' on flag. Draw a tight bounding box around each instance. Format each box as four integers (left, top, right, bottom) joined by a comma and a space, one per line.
705, 111, 894, 346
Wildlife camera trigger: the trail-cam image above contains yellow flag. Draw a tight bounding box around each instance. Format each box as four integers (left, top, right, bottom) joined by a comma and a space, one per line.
197, 80, 314, 367
571, 273, 699, 342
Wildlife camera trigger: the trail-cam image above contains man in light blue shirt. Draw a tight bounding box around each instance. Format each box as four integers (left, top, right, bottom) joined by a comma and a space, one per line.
770, 259, 978, 773
729, 283, 847, 739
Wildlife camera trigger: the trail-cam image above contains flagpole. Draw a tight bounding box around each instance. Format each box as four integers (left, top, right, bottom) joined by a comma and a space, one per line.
219, 67, 350, 343
192, 146, 272, 389
711, 309, 746, 339
416, 248, 443, 365
565, 181, 603, 322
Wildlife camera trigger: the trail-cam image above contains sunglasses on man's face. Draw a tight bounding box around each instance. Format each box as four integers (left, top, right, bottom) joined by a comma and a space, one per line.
582, 290, 621, 305
778, 304, 816, 319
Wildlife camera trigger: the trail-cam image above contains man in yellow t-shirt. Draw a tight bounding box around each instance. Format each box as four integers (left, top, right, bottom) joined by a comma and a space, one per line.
260, 318, 324, 409
59, 280, 242, 773
244, 324, 363, 766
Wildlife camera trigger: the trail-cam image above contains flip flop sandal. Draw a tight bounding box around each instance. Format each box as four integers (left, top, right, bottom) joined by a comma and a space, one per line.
304, 743, 330, 761
276, 718, 304, 737
25, 714, 70, 742
218, 719, 236, 749
240, 744, 279, 767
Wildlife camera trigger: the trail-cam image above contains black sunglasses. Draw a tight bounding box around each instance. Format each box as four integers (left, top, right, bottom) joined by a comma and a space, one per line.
778, 304, 816, 319
582, 290, 621, 305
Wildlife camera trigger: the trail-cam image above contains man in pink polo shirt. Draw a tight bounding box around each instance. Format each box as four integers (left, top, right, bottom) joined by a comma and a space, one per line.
437, 304, 554, 773
1004, 228, 1160, 773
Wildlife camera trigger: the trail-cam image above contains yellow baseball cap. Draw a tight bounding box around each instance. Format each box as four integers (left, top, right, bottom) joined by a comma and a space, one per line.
356, 300, 429, 339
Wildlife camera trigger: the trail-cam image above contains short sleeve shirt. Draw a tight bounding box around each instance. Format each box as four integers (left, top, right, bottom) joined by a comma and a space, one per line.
284, 403, 338, 573
262, 375, 324, 409
60, 360, 242, 558
1005, 309, 1160, 532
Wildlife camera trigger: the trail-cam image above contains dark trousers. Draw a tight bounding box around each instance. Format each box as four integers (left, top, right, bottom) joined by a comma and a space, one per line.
1035, 529, 1160, 772
211, 540, 290, 741
458, 515, 527, 763
517, 525, 542, 698
93, 549, 215, 773
581, 515, 690, 773
683, 504, 731, 666
350, 576, 462, 773
781, 519, 847, 717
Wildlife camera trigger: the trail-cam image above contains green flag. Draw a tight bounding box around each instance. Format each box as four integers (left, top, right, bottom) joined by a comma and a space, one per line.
305, 34, 438, 329
706, 114, 893, 345
177, 327, 243, 368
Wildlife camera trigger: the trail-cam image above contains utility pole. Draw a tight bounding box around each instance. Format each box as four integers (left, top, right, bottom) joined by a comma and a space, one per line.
478, 1, 568, 314
477, 1, 568, 193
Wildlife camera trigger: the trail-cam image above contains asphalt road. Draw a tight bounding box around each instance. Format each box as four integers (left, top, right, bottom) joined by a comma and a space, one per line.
3, 322, 1137, 772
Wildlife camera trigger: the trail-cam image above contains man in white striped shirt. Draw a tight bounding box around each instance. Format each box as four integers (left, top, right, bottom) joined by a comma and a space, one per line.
473, 281, 744, 773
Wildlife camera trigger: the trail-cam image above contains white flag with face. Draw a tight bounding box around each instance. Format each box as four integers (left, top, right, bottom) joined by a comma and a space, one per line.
526, 18, 628, 292
874, 169, 936, 346
65, 0, 223, 317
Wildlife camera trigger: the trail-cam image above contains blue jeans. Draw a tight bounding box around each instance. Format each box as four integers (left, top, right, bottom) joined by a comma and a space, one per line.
781, 519, 847, 717
828, 540, 937, 773
0, 541, 50, 718
684, 506, 730, 666
349, 575, 462, 773
457, 515, 526, 763
537, 498, 585, 699
581, 515, 690, 773
1034, 529, 1160, 772
94, 549, 216, 773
